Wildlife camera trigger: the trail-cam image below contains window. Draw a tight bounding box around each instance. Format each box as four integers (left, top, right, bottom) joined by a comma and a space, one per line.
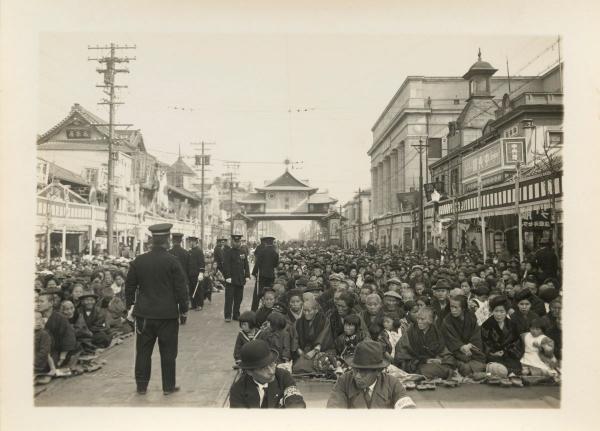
85, 168, 99, 186
428, 138, 442, 159
547, 131, 563, 149
175, 176, 184, 188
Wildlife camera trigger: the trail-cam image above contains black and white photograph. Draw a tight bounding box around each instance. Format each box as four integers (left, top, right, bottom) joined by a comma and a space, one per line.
1, 1, 600, 430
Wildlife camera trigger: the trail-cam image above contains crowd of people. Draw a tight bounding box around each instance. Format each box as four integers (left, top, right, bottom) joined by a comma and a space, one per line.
230, 238, 562, 398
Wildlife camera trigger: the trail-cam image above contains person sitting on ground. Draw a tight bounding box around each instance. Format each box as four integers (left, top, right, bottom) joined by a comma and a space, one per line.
286, 289, 304, 323
327, 339, 416, 409
361, 293, 384, 330
382, 314, 402, 358
110, 271, 126, 300
77, 289, 112, 348
70, 282, 85, 307
538, 336, 560, 380
540, 298, 562, 361
102, 287, 132, 336
293, 298, 326, 373
472, 282, 490, 326
522, 276, 547, 316
334, 314, 364, 365
382, 291, 403, 319
255, 288, 276, 328
36, 292, 79, 370
234, 311, 261, 366
60, 300, 95, 353
511, 289, 540, 336
357, 284, 373, 312
34, 311, 53, 375
431, 279, 451, 324
441, 295, 486, 377
481, 296, 524, 378
399, 300, 419, 334
229, 339, 306, 408
317, 291, 359, 352
394, 306, 456, 379
520, 317, 558, 379
257, 311, 292, 368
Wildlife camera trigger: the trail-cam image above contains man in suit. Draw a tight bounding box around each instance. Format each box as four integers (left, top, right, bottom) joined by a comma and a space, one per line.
222, 234, 250, 322
125, 223, 189, 395
229, 339, 306, 408
187, 236, 206, 311
251, 236, 279, 311
327, 340, 416, 409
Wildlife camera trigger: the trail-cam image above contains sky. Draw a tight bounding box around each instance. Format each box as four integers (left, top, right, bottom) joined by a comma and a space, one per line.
38, 33, 559, 237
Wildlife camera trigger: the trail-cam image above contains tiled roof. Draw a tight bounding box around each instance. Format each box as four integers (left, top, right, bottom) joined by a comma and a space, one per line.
257, 170, 315, 190
237, 192, 266, 204
169, 157, 195, 176
308, 192, 337, 204
39, 158, 89, 186
167, 185, 200, 201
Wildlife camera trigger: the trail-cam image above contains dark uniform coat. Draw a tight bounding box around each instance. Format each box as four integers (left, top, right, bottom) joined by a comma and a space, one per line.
169, 244, 191, 286
535, 246, 559, 279
229, 368, 306, 408
213, 245, 225, 273
223, 246, 250, 286
125, 247, 189, 319
188, 246, 206, 282
252, 245, 279, 279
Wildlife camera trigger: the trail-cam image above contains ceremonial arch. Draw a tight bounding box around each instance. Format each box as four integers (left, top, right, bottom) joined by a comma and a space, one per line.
231, 169, 344, 244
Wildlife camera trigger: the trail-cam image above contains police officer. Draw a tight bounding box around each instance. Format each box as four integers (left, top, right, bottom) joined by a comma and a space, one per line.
222, 234, 250, 322
213, 237, 227, 274
187, 236, 206, 310
251, 236, 279, 311
169, 233, 190, 290
125, 223, 189, 395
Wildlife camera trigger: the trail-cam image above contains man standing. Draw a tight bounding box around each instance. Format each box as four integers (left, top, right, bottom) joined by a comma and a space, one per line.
125, 223, 189, 395
187, 236, 206, 311
169, 232, 190, 293
535, 238, 559, 280
223, 234, 250, 322
213, 237, 227, 274
251, 236, 279, 311
229, 340, 306, 408
327, 340, 416, 409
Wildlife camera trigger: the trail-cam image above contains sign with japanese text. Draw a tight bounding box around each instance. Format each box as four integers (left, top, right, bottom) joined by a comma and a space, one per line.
66, 129, 91, 139
462, 142, 502, 179
503, 139, 526, 165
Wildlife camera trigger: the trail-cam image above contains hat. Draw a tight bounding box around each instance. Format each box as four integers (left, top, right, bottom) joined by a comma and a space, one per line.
148, 223, 172, 236
238, 340, 279, 370
231, 234, 243, 241
386, 277, 402, 285
217, 237, 228, 242
539, 286, 559, 303
346, 340, 390, 369
295, 276, 308, 287
187, 236, 199, 241
261, 236, 275, 243
383, 291, 403, 301
171, 232, 184, 240
79, 289, 98, 301
272, 302, 288, 314
433, 279, 451, 290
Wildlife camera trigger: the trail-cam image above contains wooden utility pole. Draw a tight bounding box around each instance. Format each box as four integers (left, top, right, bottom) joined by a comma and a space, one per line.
191, 141, 215, 250
515, 162, 524, 263
412, 138, 428, 253
89, 43, 136, 256
224, 162, 239, 236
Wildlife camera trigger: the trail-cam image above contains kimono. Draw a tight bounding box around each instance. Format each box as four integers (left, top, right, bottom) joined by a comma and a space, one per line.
510, 310, 540, 335
34, 328, 52, 374
481, 316, 524, 373
441, 311, 486, 375
361, 310, 384, 330
258, 327, 291, 362
78, 306, 112, 348
334, 332, 364, 359
295, 311, 327, 352
255, 306, 273, 328
394, 324, 455, 378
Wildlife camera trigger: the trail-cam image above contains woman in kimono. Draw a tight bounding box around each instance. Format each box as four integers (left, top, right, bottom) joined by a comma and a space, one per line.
441, 295, 486, 377
293, 298, 327, 373
481, 296, 524, 377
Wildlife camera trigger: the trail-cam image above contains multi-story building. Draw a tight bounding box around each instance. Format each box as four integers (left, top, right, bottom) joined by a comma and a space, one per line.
366, 51, 550, 250
341, 189, 371, 248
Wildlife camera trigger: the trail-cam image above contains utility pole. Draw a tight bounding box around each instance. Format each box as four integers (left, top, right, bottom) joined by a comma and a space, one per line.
224, 162, 240, 236
477, 172, 487, 262
89, 43, 136, 256
412, 138, 428, 254
191, 141, 215, 250
515, 162, 524, 263
357, 187, 362, 249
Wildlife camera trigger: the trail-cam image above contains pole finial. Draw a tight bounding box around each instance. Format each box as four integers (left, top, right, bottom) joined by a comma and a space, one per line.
478, 48, 482, 61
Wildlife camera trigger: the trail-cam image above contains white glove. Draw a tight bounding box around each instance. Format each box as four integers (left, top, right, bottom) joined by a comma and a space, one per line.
225, 278, 232, 283
126, 305, 134, 322
197, 272, 204, 281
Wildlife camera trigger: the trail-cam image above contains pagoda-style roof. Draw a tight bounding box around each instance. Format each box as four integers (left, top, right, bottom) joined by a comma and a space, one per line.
254, 169, 318, 193
463, 49, 498, 80
308, 192, 338, 205
169, 157, 195, 176
166, 185, 200, 202
237, 192, 267, 205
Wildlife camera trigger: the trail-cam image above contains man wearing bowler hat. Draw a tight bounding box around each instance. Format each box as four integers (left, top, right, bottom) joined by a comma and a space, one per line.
125, 223, 189, 395
223, 234, 250, 322
327, 339, 416, 409
251, 236, 279, 311
229, 339, 306, 408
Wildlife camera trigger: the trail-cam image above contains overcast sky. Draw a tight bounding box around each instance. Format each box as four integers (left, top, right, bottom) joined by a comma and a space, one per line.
38, 33, 558, 236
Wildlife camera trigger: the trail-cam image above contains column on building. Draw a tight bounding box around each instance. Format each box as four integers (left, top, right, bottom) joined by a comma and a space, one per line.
398, 142, 406, 193
377, 162, 384, 216
371, 167, 378, 218
61, 225, 67, 261
390, 149, 398, 213
383, 155, 390, 214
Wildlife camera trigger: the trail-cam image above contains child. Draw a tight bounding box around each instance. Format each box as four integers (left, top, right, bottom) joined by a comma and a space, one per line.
521, 318, 558, 378
539, 336, 560, 381
382, 291, 403, 318
233, 311, 261, 367
399, 300, 418, 335
257, 311, 291, 371
334, 314, 363, 361
473, 283, 490, 326
255, 289, 276, 327
368, 322, 393, 362
382, 314, 402, 357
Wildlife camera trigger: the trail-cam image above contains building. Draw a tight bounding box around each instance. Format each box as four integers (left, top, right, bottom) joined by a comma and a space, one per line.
367, 53, 541, 249
341, 189, 371, 248
427, 62, 563, 256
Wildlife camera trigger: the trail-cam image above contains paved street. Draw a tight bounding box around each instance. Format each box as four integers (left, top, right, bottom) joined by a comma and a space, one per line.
35, 279, 560, 408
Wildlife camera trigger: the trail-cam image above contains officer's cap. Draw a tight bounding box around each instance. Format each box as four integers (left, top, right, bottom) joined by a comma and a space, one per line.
148, 223, 173, 237
171, 232, 184, 240
231, 234, 243, 241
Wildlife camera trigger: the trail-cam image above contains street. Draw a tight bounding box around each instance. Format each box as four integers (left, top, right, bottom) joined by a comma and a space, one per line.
35, 279, 560, 408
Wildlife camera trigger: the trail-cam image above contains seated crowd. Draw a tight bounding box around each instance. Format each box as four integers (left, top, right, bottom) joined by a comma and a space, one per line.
232, 244, 562, 390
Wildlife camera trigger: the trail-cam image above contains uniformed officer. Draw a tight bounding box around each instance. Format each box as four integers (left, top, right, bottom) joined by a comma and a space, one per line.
251, 236, 279, 311
187, 236, 206, 310
222, 234, 250, 322
125, 223, 189, 395
169, 233, 191, 292
213, 237, 227, 274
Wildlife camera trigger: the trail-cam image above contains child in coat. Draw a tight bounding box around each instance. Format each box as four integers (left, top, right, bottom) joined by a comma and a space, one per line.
257, 311, 292, 371
233, 311, 261, 367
